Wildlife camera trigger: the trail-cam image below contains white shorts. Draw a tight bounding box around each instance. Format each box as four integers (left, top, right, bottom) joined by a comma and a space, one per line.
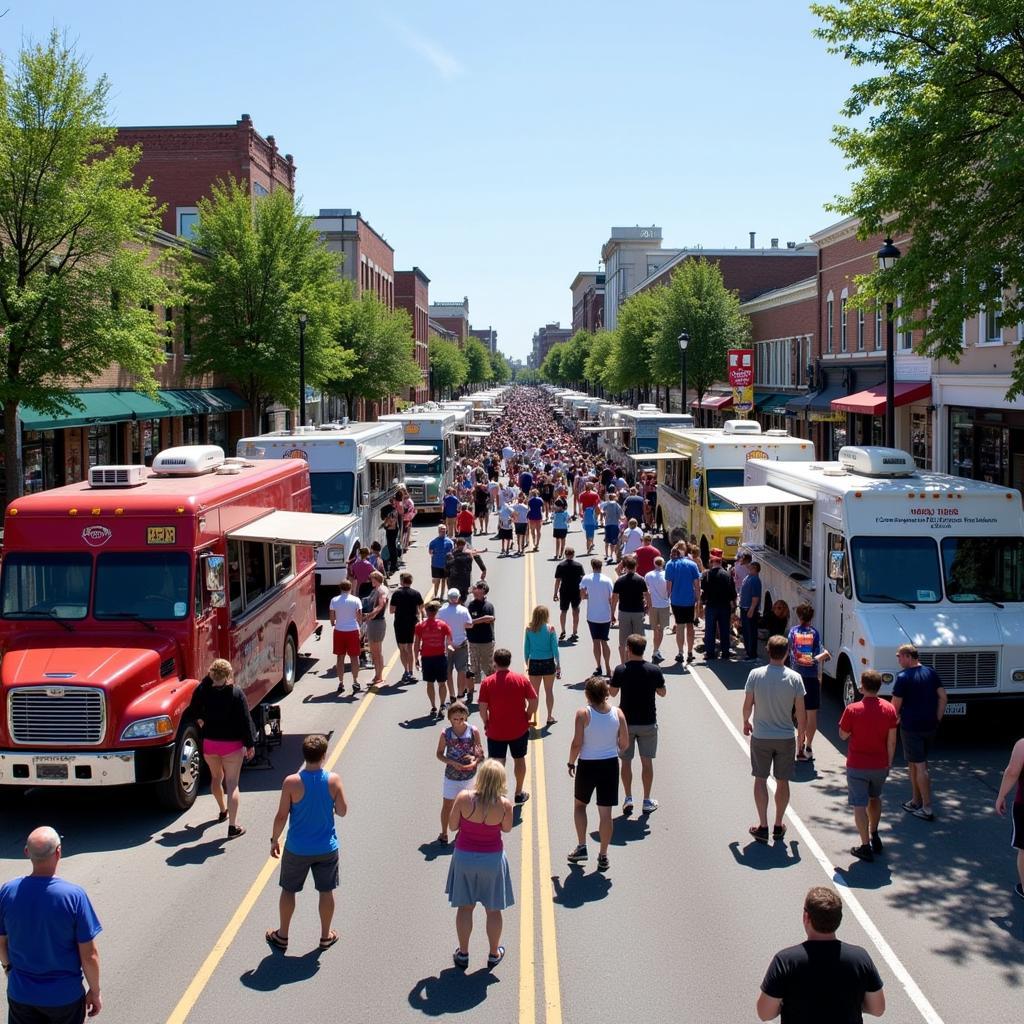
442, 775, 474, 801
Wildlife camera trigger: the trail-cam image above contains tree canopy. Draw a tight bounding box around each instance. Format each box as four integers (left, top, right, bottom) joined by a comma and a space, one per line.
178, 177, 349, 431
463, 337, 493, 385
0, 32, 167, 501
813, 0, 1024, 396
490, 350, 512, 383
428, 338, 468, 398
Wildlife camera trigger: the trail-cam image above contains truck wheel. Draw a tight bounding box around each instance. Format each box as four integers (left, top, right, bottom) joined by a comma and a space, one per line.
840, 665, 858, 708
157, 721, 201, 811
280, 631, 298, 695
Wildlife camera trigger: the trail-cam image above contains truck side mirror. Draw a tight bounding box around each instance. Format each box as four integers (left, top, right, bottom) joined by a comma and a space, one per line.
203, 553, 227, 608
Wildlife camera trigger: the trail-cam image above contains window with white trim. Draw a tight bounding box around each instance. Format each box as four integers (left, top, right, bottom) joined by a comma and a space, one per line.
875, 304, 883, 350
896, 296, 912, 351
856, 306, 865, 350
840, 294, 848, 352
176, 207, 199, 239
826, 293, 834, 353
981, 268, 1004, 345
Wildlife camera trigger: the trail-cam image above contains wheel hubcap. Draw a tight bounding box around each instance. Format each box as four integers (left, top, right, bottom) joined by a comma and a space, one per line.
179, 735, 200, 795
284, 640, 296, 683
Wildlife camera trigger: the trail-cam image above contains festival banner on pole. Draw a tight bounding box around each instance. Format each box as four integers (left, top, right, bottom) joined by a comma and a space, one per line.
728, 348, 754, 415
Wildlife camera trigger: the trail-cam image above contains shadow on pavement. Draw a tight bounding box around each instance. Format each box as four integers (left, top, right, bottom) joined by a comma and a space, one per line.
834, 858, 893, 890
551, 866, 612, 907
407, 966, 499, 1015
419, 840, 454, 863
400, 714, 442, 730
728, 839, 802, 869
164, 834, 230, 866
241, 947, 326, 991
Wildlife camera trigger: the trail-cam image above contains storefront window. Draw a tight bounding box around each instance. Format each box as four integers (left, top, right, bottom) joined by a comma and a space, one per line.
23, 431, 56, 494
88, 425, 112, 468
830, 422, 847, 459
182, 415, 203, 445
131, 419, 164, 465
950, 408, 974, 479
910, 409, 932, 469
207, 413, 227, 450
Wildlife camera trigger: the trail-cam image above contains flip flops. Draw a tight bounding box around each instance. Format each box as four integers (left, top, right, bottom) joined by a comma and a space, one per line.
319, 931, 339, 950
265, 929, 288, 951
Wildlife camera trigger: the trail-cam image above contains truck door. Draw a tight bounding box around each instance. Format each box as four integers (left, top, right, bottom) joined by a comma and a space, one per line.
821, 528, 850, 674
194, 549, 223, 673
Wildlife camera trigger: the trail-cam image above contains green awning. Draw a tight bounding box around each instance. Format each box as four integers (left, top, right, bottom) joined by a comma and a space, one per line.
113, 391, 186, 419
164, 388, 248, 414
206, 388, 248, 411
20, 391, 136, 431
754, 392, 792, 415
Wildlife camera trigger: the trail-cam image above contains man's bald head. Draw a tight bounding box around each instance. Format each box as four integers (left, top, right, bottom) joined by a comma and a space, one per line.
26, 826, 61, 863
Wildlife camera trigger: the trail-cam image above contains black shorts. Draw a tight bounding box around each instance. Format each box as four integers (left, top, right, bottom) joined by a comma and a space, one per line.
431, 566, 448, 579
553, 528, 567, 539
559, 592, 581, 611
574, 757, 619, 806
1012, 802, 1024, 851
588, 620, 610, 641
528, 658, 557, 677
395, 624, 415, 646
498, 526, 513, 539
646, 492, 657, 508
421, 654, 449, 683
8, 996, 86, 1024
901, 728, 935, 764
671, 605, 696, 625
487, 731, 529, 761
514, 524, 528, 535
801, 676, 821, 711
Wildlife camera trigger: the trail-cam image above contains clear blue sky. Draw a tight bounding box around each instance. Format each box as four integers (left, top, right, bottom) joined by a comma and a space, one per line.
2, 1, 862, 360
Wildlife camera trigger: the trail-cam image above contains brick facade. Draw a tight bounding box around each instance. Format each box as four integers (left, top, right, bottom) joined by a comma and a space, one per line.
396, 268, 431, 404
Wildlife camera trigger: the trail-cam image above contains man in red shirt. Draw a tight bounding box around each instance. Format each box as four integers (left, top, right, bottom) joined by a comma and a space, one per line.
632, 534, 661, 578
838, 669, 899, 862
578, 482, 600, 521
414, 600, 455, 718
479, 648, 538, 804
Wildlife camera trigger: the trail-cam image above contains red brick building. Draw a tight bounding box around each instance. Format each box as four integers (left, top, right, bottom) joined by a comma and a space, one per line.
570, 271, 605, 334
116, 114, 296, 238
396, 268, 431, 404
429, 299, 470, 345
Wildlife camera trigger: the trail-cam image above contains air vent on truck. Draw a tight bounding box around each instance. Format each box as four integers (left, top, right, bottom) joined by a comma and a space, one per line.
723, 419, 762, 435
88, 465, 147, 488
151, 446, 226, 476
838, 446, 917, 478
160, 657, 176, 678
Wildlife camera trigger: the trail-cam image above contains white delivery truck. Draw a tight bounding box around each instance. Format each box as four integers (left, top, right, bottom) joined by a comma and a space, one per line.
237, 421, 432, 588
612, 410, 695, 473
713, 446, 1024, 709
378, 409, 461, 512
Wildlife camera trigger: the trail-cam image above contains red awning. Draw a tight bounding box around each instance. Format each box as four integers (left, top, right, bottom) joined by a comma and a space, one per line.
831, 381, 931, 416
691, 394, 733, 411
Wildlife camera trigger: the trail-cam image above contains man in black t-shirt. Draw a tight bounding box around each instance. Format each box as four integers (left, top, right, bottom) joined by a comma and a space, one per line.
553, 547, 585, 642
609, 633, 666, 814
465, 580, 496, 704
610, 555, 648, 665
757, 886, 885, 1023
389, 572, 424, 683
701, 548, 737, 660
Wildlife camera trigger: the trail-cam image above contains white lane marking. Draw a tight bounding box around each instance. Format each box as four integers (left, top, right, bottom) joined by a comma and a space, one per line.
689, 668, 945, 1024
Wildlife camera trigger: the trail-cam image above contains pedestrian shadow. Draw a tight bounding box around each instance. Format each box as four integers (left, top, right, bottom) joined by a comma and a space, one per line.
989, 912, 1024, 945
727, 839, 802, 869
835, 859, 893, 890
419, 840, 454, 863
164, 835, 229, 866
562, 680, 588, 691
400, 714, 441, 730
240, 948, 326, 991
155, 815, 224, 848
302, 690, 355, 705
604, 815, 651, 846
551, 866, 612, 907
407, 966, 498, 1015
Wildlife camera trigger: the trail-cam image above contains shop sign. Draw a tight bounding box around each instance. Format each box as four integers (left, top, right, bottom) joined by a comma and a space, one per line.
728, 349, 754, 414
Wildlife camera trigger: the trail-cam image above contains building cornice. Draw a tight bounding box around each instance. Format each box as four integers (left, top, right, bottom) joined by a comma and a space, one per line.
740, 276, 817, 314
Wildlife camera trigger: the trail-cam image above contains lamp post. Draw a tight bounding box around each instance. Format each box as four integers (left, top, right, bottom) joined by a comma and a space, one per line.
298, 311, 308, 427
876, 238, 901, 447
677, 330, 690, 416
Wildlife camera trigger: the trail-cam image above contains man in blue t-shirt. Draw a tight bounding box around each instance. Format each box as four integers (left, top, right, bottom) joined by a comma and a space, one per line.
891, 643, 947, 822
738, 561, 763, 661
519, 468, 534, 495
0, 827, 102, 1022
622, 488, 646, 524
442, 489, 460, 534
428, 524, 455, 599
664, 543, 702, 667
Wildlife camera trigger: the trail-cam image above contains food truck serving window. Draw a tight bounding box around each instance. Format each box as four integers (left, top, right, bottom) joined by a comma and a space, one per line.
706, 470, 743, 510
310, 471, 355, 515
941, 537, 1024, 603
95, 552, 191, 621
850, 537, 942, 604
1, 553, 91, 620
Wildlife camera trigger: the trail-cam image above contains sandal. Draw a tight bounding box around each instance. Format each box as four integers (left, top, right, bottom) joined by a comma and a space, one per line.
318, 930, 339, 950
453, 949, 470, 969
748, 825, 769, 844
772, 824, 787, 840
265, 929, 288, 951
796, 752, 810, 762
487, 945, 506, 969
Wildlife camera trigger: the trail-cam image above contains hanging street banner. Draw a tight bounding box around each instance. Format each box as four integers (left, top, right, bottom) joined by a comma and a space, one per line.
728, 348, 754, 415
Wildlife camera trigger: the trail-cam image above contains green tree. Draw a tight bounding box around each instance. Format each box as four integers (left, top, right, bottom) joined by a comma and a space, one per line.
583, 330, 617, 395
0, 32, 167, 501
813, 0, 1024, 396
558, 331, 591, 386
178, 177, 349, 432
539, 343, 564, 384
331, 293, 422, 413
613, 287, 667, 399
428, 338, 468, 398
463, 337, 493, 385
490, 350, 511, 383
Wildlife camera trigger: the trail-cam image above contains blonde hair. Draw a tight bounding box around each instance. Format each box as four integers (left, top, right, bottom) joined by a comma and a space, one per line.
473, 759, 507, 807
208, 658, 233, 683
527, 605, 550, 633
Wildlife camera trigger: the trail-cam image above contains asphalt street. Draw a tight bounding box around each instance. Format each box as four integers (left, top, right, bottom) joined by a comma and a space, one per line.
2, 515, 1023, 1024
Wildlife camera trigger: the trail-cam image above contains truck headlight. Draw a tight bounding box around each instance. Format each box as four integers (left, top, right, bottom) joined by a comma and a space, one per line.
120, 716, 174, 741
881, 673, 894, 684
725, 536, 739, 547
1012, 670, 1024, 682
326, 545, 345, 563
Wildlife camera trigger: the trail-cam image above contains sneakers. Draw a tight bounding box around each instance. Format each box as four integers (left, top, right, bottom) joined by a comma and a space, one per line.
870, 831, 883, 855
652, 651, 664, 663
642, 798, 659, 813
911, 806, 936, 822
593, 665, 603, 676
569, 633, 578, 643
567, 844, 588, 864
622, 797, 634, 814
514, 791, 530, 805
850, 844, 874, 862
674, 653, 684, 664
687, 652, 695, 663
597, 854, 610, 872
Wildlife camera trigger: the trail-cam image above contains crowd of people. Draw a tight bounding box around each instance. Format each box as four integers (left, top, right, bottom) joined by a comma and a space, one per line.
3, 386, 1023, 1024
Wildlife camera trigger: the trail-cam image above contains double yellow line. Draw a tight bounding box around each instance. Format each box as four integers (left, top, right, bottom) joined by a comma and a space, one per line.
519, 553, 563, 1024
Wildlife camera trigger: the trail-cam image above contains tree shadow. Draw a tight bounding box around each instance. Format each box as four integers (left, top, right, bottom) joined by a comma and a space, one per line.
240, 947, 326, 991
551, 866, 612, 907
728, 839, 802, 869
407, 966, 499, 1016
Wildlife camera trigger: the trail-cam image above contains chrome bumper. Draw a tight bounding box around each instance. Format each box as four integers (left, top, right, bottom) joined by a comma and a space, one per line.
0, 749, 137, 786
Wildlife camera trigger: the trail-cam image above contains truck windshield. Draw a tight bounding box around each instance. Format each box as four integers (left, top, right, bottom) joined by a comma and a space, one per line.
94, 552, 191, 620
850, 536, 942, 604
941, 536, 1024, 602
1, 553, 91, 620
408, 440, 442, 476
706, 469, 743, 511
310, 471, 355, 514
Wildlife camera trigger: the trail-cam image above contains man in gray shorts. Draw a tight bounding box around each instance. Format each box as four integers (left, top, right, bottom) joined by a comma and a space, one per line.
742, 635, 806, 843
609, 634, 666, 814
268, 734, 348, 951
611, 555, 648, 666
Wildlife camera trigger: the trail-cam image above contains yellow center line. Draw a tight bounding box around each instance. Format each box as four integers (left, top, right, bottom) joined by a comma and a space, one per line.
519, 553, 537, 1024
526, 554, 563, 1024
164, 648, 400, 1024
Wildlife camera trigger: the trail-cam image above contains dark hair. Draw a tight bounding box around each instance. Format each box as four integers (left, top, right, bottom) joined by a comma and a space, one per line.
339, 580, 352, 592
493, 648, 512, 669
795, 602, 814, 624
302, 734, 329, 762
860, 669, 882, 693
622, 555, 637, 571
626, 634, 647, 656
446, 700, 469, 719
425, 600, 441, 615
591, 558, 603, 571
585, 676, 610, 704
897, 643, 919, 660
804, 887, 843, 933
767, 635, 789, 660
400, 572, 413, 585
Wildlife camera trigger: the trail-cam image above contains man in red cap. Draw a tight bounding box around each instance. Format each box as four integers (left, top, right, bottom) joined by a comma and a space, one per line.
701, 548, 736, 660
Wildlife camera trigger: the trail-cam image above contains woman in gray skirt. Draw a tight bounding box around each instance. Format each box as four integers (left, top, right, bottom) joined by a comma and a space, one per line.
363, 571, 389, 686
445, 758, 514, 969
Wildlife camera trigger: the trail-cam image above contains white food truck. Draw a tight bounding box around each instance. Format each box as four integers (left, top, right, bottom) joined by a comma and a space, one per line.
714, 446, 1024, 709
237, 421, 432, 588
378, 409, 461, 512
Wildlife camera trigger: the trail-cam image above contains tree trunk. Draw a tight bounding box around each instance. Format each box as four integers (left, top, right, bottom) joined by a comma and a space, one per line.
4, 402, 22, 505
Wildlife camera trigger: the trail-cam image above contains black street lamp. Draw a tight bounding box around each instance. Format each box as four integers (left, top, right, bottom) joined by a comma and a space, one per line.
298, 311, 308, 427
876, 237, 901, 447
677, 330, 690, 416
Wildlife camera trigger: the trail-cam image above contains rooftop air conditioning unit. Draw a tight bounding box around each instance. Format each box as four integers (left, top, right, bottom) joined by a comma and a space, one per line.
88, 464, 147, 488
152, 445, 226, 476
764, 429, 790, 437
838, 446, 917, 477
723, 419, 762, 435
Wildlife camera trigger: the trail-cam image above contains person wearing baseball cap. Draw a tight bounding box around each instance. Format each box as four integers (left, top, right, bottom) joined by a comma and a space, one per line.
701, 549, 736, 660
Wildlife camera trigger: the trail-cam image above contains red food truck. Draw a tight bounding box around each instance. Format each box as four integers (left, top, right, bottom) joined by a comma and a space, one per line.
0, 445, 354, 809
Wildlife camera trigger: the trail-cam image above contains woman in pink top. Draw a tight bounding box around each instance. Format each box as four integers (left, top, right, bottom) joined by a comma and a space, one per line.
445, 758, 514, 970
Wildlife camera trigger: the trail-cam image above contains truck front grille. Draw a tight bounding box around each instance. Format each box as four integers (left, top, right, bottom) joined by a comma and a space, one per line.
8, 687, 106, 745
406, 484, 426, 504
918, 650, 998, 689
